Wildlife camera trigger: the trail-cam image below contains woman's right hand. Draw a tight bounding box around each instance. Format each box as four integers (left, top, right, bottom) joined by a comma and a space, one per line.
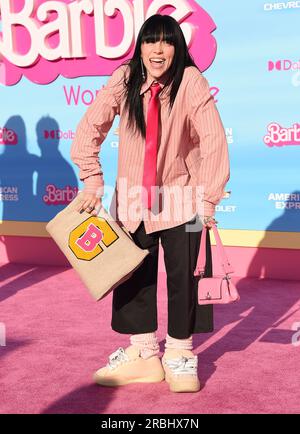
199, 215, 218, 229
76, 191, 102, 216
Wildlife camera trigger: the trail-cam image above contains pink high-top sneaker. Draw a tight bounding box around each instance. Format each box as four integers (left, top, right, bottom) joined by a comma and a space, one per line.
162, 349, 200, 393
93, 345, 165, 387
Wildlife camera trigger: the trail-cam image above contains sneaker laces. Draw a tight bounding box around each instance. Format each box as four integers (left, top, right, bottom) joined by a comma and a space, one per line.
106, 347, 130, 370
164, 356, 198, 375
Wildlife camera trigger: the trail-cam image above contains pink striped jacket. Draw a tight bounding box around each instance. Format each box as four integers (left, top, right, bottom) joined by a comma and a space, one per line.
70, 64, 230, 234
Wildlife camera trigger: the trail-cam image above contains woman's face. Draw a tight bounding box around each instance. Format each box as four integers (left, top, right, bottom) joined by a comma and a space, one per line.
140, 37, 175, 82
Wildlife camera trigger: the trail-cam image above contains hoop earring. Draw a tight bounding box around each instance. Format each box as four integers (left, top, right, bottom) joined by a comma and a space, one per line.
140, 57, 146, 81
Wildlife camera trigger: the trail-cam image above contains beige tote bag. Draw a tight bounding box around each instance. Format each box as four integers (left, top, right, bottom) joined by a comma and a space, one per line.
46, 191, 149, 301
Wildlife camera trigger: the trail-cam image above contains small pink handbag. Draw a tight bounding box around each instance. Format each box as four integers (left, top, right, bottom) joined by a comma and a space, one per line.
194, 223, 240, 305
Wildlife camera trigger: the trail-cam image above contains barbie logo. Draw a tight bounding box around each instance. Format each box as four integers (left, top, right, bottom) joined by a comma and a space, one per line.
0, 0, 217, 86
43, 184, 78, 205
263, 122, 300, 147
0, 127, 18, 145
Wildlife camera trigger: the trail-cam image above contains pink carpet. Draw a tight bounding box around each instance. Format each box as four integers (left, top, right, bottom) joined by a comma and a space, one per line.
0, 262, 300, 414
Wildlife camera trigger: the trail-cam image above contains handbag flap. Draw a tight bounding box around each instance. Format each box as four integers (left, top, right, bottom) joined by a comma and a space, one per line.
198, 276, 224, 301
198, 275, 240, 304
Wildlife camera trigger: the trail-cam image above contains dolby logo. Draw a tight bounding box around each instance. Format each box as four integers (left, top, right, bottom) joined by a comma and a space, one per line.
44, 129, 75, 140
268, 59, 300, 71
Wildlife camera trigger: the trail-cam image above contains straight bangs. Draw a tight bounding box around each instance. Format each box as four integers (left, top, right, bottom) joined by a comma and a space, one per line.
140, 17, 176, 46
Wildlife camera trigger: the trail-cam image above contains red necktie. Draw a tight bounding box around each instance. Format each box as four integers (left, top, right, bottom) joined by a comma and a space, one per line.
142, 82, 162, 210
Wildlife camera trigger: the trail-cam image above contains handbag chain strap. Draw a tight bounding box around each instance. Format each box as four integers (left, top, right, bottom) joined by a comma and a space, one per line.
194, 223, 234, 277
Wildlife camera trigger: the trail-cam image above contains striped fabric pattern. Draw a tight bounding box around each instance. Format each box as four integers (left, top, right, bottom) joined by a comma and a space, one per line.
70, 64, 230, 234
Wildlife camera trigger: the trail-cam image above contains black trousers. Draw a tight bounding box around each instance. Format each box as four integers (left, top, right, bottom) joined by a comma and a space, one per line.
111, 214, 213, 339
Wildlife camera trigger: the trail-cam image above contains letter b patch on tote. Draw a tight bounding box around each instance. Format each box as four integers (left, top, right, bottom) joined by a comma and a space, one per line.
69, 216, 119, 260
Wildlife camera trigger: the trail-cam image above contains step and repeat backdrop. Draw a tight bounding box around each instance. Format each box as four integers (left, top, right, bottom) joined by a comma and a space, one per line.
0, 0, 299, 247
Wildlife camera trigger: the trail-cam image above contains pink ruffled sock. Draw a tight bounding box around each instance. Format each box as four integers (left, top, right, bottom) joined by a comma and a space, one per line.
164, 333, 193, 351
130, 332, 160, 359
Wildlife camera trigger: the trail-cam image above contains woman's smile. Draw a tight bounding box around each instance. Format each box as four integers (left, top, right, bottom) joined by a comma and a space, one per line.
141, 38, 175, 81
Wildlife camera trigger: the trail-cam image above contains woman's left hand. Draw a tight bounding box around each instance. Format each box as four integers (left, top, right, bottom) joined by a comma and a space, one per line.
199, 215, 218, 229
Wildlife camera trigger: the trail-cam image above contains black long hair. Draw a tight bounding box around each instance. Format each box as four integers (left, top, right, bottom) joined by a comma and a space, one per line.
118, 14, 200, 139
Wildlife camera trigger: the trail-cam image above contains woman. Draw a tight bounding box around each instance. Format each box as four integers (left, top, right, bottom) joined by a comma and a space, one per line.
70, 14, 229, 393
